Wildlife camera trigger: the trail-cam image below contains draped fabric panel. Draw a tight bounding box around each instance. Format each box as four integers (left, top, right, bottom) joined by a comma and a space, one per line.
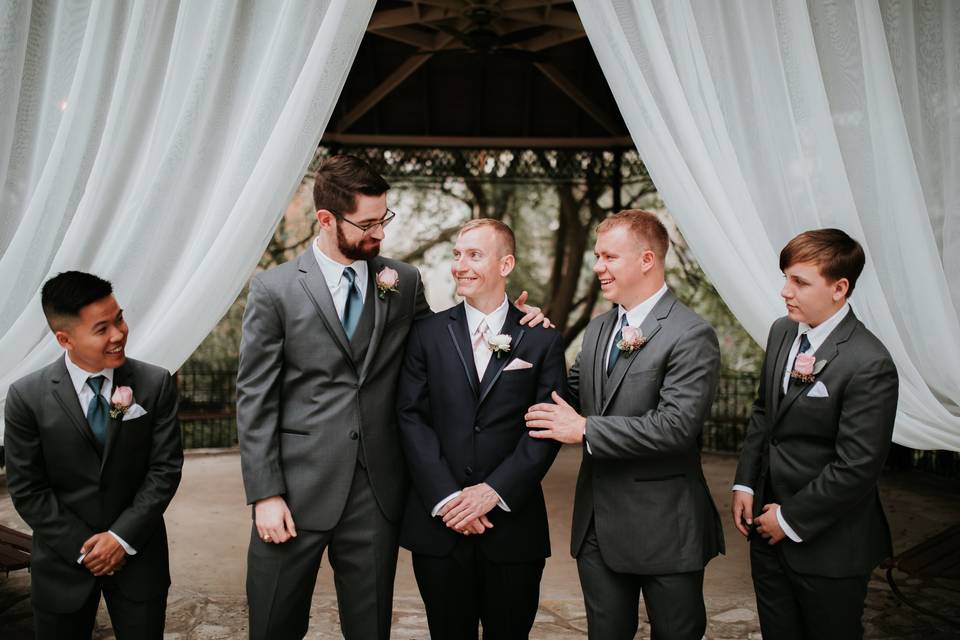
575, 0, 960, 450
0, 0, 375, 442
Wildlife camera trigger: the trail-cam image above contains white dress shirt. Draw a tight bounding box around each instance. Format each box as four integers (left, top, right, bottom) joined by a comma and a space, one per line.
63, 355, 137, 559
585, 283, 669, 455
312, 238, 368, 319
431, 295, 511, 518
732, 303, 851, 543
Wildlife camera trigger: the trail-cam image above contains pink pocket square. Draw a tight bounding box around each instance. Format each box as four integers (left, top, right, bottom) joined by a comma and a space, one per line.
504, 358, 533, 371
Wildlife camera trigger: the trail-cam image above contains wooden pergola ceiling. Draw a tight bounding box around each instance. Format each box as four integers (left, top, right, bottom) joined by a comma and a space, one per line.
324, 0, 632, 149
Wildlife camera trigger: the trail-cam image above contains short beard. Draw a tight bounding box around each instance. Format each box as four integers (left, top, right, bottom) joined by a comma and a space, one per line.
336, 221, 380, 261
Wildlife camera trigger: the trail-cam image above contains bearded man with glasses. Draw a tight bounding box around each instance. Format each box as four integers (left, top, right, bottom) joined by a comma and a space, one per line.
236, 155, 549, 640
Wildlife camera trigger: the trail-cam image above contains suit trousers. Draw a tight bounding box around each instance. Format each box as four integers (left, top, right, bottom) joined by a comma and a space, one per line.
33, 580, 167, 640
246, 463, 398, 640
412, 538, 545, 640
751, 539, 870, 640
576, 523, 706, 640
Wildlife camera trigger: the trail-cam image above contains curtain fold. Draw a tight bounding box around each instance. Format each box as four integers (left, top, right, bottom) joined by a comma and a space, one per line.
575, 0, 960, 450
0, 0, 375, 442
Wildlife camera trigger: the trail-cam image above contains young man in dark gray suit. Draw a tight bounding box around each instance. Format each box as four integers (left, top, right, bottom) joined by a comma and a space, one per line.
397, 219, 566, 638
237, 156, 548, 640
732, 229, 898, 640
526, 210, 724, 640
4, 271, 183, 639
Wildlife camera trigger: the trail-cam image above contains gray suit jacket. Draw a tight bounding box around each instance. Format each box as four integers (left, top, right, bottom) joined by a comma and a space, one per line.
4, 357, 182, 612
734, 310, 897, 577
237, 251, 430, 530
568, 290, 724, 575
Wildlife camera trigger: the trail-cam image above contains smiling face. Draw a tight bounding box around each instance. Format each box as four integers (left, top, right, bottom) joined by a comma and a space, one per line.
593, 225, 657, 309
56, 295, 129, 372
451, 226, 515, 309
781, 261, 849, 327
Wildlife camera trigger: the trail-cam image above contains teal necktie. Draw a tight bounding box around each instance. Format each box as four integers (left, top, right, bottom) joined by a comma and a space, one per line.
85, 375, 109, 445
606, 315, 629, 375
342, 267, 362, 340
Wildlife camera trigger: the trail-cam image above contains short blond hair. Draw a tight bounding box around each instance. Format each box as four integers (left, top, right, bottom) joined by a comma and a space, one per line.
596, 209, 669, 262
458, 218, 517, 257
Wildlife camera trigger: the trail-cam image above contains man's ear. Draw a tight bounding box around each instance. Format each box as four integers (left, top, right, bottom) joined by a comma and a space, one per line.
640, 249, 658, 273
316, 209, 336, 230
832, 277, 850, 301
500, 254, 516, 277
54, 329, 72, 351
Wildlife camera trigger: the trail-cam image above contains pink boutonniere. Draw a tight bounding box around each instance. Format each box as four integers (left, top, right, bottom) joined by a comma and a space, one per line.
109, 386, 134, 419
376, 267, 399, 299
789, 355, 828, 384
616, 325, 647, 354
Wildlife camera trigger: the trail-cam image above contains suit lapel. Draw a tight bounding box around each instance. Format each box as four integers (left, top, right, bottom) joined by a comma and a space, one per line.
769, 322, 795, 417
600, 292, 673, 415
100, 362, 131, 471
296, 252, 355, 371
447, 304, 480, 396
359, 259, 388, 384
49, 358, 100, 453
477, 306, 526, 406
773, 311, 857, 424
591, 309, 618, 413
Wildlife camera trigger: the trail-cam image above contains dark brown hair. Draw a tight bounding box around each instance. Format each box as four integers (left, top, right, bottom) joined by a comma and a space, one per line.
313, 155, 390, 214
596, 209, 669, 262
780, 228, 865, 296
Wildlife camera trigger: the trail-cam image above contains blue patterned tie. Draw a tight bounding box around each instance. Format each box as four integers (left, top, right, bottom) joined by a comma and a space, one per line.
341, 267, 362, 340
85, 376, 109, 445
606, 315, 630, 375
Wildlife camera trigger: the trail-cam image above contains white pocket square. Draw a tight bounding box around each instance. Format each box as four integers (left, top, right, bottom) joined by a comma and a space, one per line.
807, 381, 829, 398
122, 403, 148, 421
503, 358, 533, 371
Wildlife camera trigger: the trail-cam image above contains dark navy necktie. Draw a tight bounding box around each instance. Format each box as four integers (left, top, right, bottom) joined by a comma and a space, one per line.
790, 333, 812, 372
341, 267, 362, 340
606, 315, 629, 375
85, 375, 109, 445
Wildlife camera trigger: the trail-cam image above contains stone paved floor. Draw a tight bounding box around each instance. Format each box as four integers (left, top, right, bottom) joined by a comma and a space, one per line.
2, 447, 958, 639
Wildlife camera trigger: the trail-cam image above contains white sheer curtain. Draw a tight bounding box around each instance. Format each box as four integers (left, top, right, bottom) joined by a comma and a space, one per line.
576, 0, 960, 451
0, 0, 374, 442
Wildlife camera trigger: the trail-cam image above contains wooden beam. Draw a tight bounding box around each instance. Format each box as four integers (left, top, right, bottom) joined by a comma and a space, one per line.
333, 54, 433, 133
320, 133, 636, 149
414, 0, 464, 10
369, 5, 457, 30
500, 0, 559, 10
533, 62, 621, 135
504, 8, 582, 30
523, 28, 585, 51
369, 26, 437, 50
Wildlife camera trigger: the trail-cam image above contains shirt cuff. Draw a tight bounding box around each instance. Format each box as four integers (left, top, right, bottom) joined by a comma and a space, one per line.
584, 425, 592, 455
732, 484, 754, 495
493, 489, 510, 513
109, 530, 137, 555
776, 506, 802, 543
431, 491, 461, 517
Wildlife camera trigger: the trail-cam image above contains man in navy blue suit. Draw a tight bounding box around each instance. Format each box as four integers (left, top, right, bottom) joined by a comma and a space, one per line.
397, 218, 566, 639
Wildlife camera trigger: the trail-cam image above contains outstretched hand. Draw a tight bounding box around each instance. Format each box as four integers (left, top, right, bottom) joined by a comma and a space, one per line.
525, 391, 586, 444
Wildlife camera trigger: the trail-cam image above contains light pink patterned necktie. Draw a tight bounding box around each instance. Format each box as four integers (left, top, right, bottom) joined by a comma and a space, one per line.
473, 319, 491, 378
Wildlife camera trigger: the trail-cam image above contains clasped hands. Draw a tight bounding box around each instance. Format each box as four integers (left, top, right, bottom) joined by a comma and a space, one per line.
438, 483, 499, 536
80, 532, 126, 576
730, 491, 786, 544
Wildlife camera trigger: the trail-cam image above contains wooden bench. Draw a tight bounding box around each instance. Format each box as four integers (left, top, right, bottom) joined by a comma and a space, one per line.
0, 524, 31, 574
883, 523, 960, 630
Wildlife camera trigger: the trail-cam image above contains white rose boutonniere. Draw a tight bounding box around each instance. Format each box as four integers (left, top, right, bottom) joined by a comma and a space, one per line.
486, 334, 512, 359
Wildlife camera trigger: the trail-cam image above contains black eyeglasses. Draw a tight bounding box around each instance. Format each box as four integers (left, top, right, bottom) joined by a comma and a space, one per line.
330, 209, 396, 235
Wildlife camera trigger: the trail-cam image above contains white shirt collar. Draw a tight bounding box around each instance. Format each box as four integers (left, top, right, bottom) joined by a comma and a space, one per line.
312, 238, 368, 291
64, 353, 114, 398
464, 294, 510, 336
617, 283, 669, 328
796, 302, 850, 353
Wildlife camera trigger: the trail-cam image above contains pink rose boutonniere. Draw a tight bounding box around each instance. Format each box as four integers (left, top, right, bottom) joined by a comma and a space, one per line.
616, 325, 647, 354
789, 354, 827, 384
110, 386, 134, 419
376, 267, 400, 299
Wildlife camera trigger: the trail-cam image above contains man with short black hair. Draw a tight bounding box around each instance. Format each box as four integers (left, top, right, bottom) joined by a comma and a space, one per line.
732, 228, 898, 640
5, 270, 183, 639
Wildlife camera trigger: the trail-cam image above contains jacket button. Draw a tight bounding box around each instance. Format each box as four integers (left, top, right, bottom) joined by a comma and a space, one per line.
349, 431, 359, 440
771, 437, 779, 446
465, 466, 473, 476
474, 425, 481, 433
